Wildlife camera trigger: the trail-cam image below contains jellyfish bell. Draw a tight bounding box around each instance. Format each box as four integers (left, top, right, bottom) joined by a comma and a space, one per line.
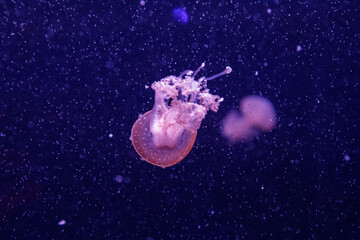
131, 110, 197, 168
131, 63, 232, 168
240, 95, 276, 131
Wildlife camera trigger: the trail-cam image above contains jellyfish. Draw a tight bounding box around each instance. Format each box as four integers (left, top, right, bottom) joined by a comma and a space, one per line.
222, 95, 276, 143
131, 63, 232, 168
171, 8, 189, 25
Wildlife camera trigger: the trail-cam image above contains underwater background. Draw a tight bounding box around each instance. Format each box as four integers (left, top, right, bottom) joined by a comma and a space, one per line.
1, 0, 359, 239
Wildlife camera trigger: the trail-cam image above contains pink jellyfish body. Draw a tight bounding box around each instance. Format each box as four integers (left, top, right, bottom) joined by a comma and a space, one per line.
222, 96, 276, 143
131, 63, 232, 168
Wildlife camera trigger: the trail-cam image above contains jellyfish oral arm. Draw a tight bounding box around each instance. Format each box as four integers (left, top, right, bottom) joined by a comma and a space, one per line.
149, 64, 231, 150
150, 90, 205, 149
150, 92, 186, 149
150, 117, 185, 149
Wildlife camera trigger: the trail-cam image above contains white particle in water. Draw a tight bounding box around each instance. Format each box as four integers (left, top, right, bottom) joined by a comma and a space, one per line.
58, 219, 66, 226
114, 175, 124, 183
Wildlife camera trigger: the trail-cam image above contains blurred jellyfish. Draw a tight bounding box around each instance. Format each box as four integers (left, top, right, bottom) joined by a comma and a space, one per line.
222, 96, 276, 143
171, 8, 189, 24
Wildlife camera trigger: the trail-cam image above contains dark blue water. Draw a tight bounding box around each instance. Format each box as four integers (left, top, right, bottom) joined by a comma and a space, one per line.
1, 1, 359, 239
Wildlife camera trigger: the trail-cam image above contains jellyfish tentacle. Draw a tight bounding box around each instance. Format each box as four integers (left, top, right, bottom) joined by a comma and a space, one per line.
192, 62, 205, 78
179, 70, 193, 78
205, 66, 232, 81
